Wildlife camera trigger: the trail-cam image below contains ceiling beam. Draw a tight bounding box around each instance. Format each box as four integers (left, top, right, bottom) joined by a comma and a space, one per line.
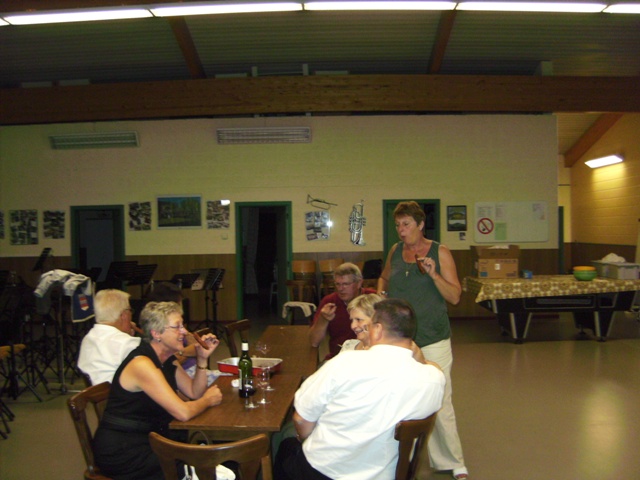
1, 75, 639, 126
428, 11, 457, 74
563, 113, 624, 167
167, 17, 207, 80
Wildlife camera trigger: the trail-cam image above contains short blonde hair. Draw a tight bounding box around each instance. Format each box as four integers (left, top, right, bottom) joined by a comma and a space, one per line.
334, 262, 363, 282
347, 293, 384, 318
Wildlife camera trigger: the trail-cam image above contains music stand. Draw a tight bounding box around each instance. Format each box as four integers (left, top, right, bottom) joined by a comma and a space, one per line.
170, 273, 201, 290
190, 268, 225, 333
32, 248, 52, 273
102, 261, 138, 290
129, 264, 158, 297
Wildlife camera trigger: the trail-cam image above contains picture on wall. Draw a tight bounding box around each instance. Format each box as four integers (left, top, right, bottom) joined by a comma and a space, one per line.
447, 205, 467, 232
207, 200, 230, 229
157, 195, 202, 228
129, 201, 152, 231
10, 209, 38, 245
305, 210, 331, 241
43, 210, 65, 239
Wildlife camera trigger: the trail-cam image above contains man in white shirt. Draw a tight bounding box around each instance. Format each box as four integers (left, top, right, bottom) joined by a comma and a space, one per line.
275, 298, 446, 480
77, 289, 140, 385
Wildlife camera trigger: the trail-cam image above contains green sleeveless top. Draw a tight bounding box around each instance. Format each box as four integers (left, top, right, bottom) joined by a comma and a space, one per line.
388, 241, 451, 347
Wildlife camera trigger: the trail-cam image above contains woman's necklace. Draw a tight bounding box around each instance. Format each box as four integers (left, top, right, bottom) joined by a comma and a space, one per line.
404, 258, 412, 277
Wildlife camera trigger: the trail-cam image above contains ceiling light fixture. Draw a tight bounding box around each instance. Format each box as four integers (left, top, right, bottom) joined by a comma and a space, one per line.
584, 154, 624, 168
456, 1, 607, 12
3, 7, 152, 25
604, 3, 640, 13
304, 1, 456, 10
150, 2, 303, 16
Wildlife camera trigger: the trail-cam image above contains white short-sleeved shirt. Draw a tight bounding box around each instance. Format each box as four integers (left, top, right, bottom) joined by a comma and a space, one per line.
295, 344, 445, 480
77, 324, 141, 385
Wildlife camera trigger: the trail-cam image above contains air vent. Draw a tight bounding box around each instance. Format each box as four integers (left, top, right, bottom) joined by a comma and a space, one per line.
49, 132, 139, 149
216, 127, 311, 144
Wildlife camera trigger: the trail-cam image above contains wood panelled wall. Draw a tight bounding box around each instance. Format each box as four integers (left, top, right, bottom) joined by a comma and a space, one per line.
3, 247, 570, 321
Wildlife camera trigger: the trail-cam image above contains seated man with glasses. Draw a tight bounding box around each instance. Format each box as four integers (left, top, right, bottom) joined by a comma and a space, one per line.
94, 301, 222, 480
78, 289, 142, 385
309, 262, 376, 360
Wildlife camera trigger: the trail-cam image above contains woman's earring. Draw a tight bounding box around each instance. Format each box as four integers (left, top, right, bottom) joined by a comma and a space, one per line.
156, 337, 162, 343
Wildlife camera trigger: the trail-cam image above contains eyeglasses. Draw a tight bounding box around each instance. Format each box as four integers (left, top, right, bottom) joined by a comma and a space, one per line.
334, 281, 356, 288
166, 323, 187, 331
123, 307, 135, 315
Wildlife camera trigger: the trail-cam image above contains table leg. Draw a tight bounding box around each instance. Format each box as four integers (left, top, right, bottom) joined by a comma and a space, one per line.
497, 312, 529, 344
573, 311, 615, 341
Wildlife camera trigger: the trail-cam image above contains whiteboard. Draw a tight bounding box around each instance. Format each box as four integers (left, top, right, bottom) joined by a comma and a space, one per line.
474, 202, 548, 243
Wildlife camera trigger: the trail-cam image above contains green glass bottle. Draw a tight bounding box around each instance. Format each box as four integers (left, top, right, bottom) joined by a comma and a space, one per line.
238, 340, 253, 396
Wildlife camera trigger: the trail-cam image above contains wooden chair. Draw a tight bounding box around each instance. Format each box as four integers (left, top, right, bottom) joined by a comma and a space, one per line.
287, 260, 317, 303
394, 412, 438, 480
149, 431, 273, 480
67, 382, 112, 480
222, 319, 251, 357
319, 257, 344, 297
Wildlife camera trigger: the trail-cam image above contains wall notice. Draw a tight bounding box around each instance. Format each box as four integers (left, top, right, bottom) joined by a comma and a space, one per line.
474, 202, 548, 243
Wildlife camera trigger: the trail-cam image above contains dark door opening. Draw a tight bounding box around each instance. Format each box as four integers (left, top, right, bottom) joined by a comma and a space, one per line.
71, 206, 125, 282
235, 203, 290, 320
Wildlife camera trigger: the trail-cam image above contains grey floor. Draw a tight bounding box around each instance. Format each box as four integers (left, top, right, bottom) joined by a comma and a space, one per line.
2, 305, 640, 480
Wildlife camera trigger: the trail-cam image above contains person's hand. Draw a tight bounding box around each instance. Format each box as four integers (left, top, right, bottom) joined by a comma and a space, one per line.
320, 303, 337, 322
202, 385, 223, 407
130, 321, 143, 336
194, 333, 220, 359
418, 256, 437, 278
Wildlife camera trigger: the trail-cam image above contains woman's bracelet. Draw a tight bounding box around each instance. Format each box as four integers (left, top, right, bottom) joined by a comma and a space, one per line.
196, 364, 208, 370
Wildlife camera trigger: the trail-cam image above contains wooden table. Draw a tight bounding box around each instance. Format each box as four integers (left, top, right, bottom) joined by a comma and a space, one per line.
170, 325, 318, 441
258, 325, 318, 377
464, 275, 640, 342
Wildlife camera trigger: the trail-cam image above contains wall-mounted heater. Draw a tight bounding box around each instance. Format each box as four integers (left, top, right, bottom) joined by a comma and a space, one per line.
216, 127, 311, 144
49, 131, 139, 149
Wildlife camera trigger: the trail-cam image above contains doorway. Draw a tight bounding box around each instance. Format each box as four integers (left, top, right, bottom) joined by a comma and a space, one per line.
70, 206, 125, 282
382, 199, 440, 258
235, 203, 291, 320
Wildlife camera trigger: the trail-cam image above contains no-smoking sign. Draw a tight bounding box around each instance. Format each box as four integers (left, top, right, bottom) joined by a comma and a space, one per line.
477, 217, 494, 235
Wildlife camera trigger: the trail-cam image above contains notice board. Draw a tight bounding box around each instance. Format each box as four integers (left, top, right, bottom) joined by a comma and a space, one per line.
474, 202, 548, 243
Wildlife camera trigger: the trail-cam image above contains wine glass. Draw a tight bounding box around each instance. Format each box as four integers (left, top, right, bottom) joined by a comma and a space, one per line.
239, 378, 258, 409
254, 340, 270, 357
255, 368, 271, 405
255, 341, 275, 391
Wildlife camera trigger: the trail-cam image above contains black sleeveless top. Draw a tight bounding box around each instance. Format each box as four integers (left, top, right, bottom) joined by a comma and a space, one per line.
100, 341, 179, 435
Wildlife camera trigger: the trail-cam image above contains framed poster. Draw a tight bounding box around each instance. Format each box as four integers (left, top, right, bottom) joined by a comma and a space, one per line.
157, 195, 202, 229
447, 205, 467, 232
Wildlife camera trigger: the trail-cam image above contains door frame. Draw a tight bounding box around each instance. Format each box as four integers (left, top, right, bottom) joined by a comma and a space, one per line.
234, 202, 292, 318
70, 205, 125, 269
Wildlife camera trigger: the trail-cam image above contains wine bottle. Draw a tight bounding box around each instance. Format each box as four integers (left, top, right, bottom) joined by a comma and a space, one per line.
238, 340, 253, 394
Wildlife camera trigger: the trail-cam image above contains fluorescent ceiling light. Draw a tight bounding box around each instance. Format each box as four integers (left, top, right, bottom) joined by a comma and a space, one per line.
304, 1, 456, 9
3, 8, 152, 25
604, 3, 640, 13
585, 154, 623, 168
456, 1, 606, 12
151, 2, 303, 16
0, 18, 9, 26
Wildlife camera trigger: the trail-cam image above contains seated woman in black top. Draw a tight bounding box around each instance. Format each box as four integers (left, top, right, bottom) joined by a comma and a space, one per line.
94, 301, 222, 480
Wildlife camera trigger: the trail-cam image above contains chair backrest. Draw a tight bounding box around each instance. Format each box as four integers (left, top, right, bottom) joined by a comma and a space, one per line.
149, 431, 273, 480
394, 412, 438, 480
67, 382, 112, 480
222, 319, 251, 357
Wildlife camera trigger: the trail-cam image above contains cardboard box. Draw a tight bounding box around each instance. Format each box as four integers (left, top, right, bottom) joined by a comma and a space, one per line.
591, 261, 640, 280
471, 245, 520, 279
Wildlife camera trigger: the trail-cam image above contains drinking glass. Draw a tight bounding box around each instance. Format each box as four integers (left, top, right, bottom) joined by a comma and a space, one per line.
255, 340, 270, 357
256, 368, 271, 405
239, 378, 258, 409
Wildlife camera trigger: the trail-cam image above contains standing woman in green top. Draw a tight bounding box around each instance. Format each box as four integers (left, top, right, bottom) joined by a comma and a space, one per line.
378, 200, 468, 480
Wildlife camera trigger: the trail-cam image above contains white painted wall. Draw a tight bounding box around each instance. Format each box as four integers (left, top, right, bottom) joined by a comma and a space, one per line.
0, 114, 558, 257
